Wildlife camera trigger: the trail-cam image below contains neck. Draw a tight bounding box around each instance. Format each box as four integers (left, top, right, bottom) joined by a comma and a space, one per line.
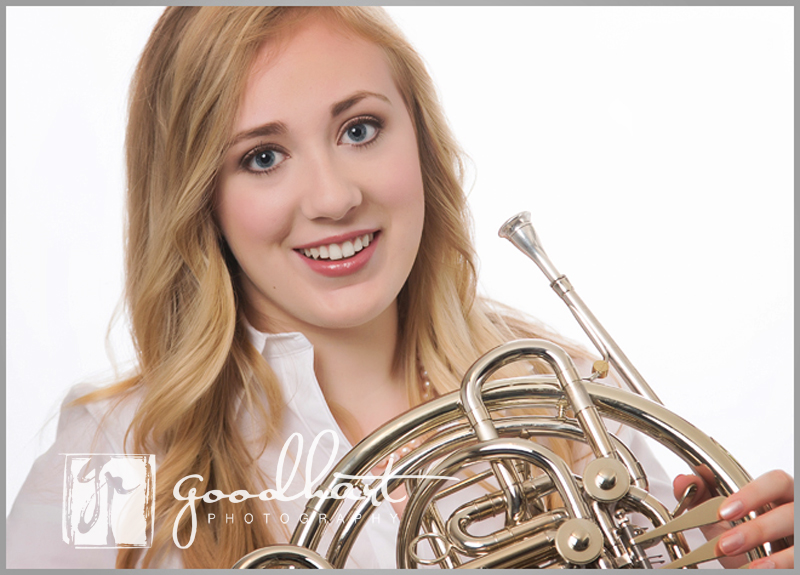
307, 302, 405, 410
286, 302, 410, 443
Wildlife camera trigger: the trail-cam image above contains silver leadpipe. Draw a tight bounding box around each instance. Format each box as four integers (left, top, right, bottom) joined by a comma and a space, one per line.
499, 211, 663, 404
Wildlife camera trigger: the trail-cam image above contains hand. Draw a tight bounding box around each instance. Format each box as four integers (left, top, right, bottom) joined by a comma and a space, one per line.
673, 469, 794, 569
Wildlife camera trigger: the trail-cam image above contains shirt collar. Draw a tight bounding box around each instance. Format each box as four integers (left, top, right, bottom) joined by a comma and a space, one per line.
241, 319, 350, 451
244, 321, 313, 358
242, 318, 319, 404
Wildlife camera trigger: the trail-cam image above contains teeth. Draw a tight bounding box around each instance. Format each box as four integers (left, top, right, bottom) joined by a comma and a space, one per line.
300, 232, 374, 261
342, 241, 355, 258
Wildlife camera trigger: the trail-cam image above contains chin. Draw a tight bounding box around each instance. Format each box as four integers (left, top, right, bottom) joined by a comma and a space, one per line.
304, 298, 395, 331
315, 311, 386, 331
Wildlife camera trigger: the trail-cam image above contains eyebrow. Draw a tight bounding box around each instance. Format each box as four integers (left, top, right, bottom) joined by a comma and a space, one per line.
229, 121, 288, 148
330, 90, 391, 118
229, 91, 391, 148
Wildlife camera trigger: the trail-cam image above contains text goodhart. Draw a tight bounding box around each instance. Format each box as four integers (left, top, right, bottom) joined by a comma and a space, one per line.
172, 430, 455, 548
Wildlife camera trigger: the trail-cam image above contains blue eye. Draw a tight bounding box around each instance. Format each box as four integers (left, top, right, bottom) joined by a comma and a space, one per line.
245, 148, 287, 173
340, 120, 380, 145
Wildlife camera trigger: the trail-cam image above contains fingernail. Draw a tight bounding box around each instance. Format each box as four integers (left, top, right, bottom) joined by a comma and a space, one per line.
719, 499, 744, 520
719, 531, 745, 555
751, 559, 776, 569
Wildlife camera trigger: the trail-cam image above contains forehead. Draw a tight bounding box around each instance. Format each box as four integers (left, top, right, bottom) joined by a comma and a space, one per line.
237, 18, 398, 127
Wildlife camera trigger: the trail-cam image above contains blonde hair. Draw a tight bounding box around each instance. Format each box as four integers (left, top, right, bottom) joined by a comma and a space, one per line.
76, 7, 588, 568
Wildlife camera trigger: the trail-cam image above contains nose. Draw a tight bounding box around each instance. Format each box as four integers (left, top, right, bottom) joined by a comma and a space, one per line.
298, 153, 362, 221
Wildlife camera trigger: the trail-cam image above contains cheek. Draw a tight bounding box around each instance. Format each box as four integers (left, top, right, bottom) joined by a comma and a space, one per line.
216, 181, 292, 250
373, 136, 425, 211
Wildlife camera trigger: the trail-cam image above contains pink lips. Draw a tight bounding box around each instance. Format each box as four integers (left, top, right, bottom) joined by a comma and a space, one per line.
295, 231, 379, 278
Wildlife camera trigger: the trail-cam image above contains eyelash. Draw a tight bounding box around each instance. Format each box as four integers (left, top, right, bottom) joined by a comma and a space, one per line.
338, 115, 384, 148
239, 115, 385, 176
240, 144, 289, 176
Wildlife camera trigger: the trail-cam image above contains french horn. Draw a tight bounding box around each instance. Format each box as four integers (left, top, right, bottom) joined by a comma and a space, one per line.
234, 212, 770, 569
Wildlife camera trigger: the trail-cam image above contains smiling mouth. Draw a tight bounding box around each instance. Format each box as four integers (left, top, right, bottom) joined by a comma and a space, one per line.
297, 232, 375, 261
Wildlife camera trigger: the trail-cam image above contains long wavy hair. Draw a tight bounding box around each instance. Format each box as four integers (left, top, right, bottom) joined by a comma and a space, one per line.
76, 7, 588, 568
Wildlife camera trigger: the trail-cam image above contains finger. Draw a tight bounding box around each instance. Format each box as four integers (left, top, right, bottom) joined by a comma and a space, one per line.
745, 546, 794, 569
719, 470, 794, 521
717, 502, 794, 557
672, 473, 711, 506
693, 464, 720, 496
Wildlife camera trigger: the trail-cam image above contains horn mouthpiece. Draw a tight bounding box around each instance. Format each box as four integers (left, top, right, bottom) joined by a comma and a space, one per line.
498, 211, 561, 284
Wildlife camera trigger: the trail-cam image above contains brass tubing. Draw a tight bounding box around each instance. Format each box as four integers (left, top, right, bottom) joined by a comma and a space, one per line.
232, 545, 334, 569
273, 379, 755, 568
461, 338, 617, 459
447, 502, 568, 554
455, 530, 561, 569
397, 438, 591, 568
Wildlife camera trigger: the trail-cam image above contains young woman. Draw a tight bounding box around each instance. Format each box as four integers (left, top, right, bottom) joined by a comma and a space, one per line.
8, 7, 793, 569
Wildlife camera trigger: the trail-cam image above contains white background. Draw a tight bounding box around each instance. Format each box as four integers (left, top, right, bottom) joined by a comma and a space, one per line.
7, 7, 793, 516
